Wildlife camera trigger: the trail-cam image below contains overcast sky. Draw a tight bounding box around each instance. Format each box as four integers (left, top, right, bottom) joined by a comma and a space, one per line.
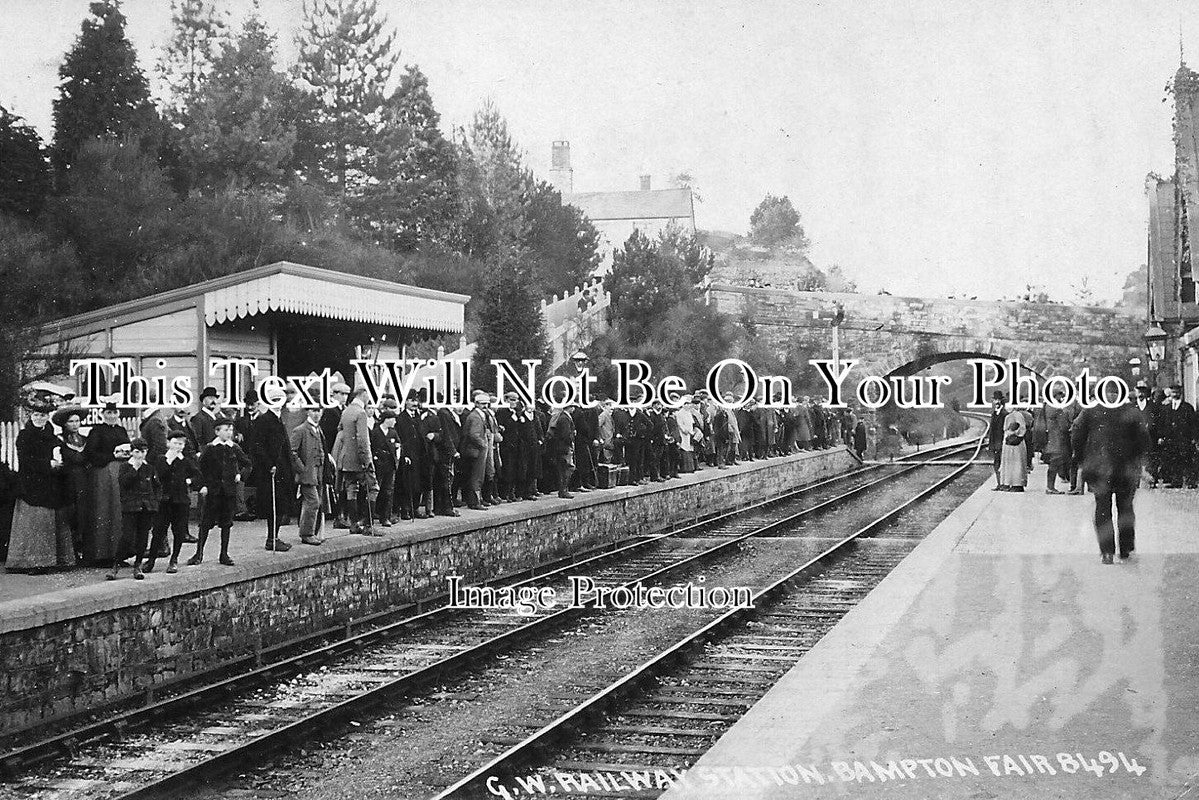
0, 0, 1193, 302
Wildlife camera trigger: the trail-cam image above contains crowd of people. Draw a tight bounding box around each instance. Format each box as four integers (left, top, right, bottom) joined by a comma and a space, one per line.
987, 380, 1194, 564
0, 356, 872, 580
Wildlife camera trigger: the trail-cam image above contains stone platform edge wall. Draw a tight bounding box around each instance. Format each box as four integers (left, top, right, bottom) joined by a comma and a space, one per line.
1, 448, 856, 734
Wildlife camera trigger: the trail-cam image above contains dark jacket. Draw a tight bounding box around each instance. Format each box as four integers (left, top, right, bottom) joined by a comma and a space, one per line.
83, 422, 130, 468
628, 409, 652, 441
189, 409, 221, 452
319, 406, 343, 455
199, 441, 252, 496
155, 453, 202, 504
249, 410, 292, 479
427, 408, 461, 462
371, 424, 399, 479
1071, 403, 1150, 492
16, 422, 64, 509
396, 409, 427, 469
118, 460, 161, 513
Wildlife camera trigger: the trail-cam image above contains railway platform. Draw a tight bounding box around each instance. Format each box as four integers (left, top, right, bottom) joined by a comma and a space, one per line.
663, 480, 1199, 800
0, 446, 859, 737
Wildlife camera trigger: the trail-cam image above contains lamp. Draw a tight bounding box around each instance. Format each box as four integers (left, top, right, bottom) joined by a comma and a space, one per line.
1144, 323, 1168, 365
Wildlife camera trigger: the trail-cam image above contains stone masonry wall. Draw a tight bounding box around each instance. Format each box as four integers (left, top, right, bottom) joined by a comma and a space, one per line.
0, 448, 855, 734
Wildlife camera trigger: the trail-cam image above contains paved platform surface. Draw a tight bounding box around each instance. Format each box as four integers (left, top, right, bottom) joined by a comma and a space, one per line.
664, 482, 1199, 800
0, 447, 857, 634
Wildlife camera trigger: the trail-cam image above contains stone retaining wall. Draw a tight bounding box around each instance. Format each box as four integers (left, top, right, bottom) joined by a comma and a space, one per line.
0, 448, 855, 734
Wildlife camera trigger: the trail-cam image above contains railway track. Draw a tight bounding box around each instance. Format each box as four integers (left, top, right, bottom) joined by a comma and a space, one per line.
0, 434, 985, 800
434, 434, 988, 800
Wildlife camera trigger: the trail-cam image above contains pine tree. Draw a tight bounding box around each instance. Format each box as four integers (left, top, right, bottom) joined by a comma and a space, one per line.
180, 13, 297, 193
458, 101, 530, 267
157, 0, 227, 119
294, 0, 398, 198
0, 105, 51, 218
52, 0, 161, 178
472, 268, 550, 389
354, 65, 461, 251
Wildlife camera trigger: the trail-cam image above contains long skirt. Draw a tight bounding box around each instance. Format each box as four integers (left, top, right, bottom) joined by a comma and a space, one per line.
80, 463, 126, 563
679, 450, 696, 473
999, 442, 1028, 487
5, 500, 75, 571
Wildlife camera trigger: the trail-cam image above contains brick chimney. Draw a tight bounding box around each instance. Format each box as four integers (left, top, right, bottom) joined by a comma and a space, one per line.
639, 174, 651, 191
550, 141, 573, 193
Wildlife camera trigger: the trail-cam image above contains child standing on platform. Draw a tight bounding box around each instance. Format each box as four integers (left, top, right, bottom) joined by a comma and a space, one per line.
115, 438, 160, 580
190, 416, 251, 567
148, 430, 201, 574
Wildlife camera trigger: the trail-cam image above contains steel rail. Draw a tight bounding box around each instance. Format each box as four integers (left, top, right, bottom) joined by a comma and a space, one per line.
431, 433, 987, 799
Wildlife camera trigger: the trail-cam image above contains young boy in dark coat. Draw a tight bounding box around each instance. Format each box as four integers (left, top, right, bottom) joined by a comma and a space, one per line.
189, 417, 252, 567
148, 430, 202, 573
116, 438, 161, 580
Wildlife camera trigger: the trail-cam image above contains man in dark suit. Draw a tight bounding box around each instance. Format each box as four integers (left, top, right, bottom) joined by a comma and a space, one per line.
1158, 383, 1197, 487
512, 398, 544, 500
547, 403, 576, 498
371, 409, 399, 528
425, 396, 461, 516
395, 392, 429, 519
626, 404, 651, 483
290, 405, 328, 545
249, 399, 294, 552
987, 391, 1007, 488
572, 401, 600, 491
1071, 400, 1151, 564
495, 393, 520, 501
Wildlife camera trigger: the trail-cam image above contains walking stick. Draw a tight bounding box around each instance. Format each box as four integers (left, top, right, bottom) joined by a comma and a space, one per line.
269, 465, 278, 550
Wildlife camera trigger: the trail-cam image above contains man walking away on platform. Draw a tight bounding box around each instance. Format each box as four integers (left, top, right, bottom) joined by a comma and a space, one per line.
290, 405, 328, 545
190, 417, 250, 567
333, 387, 379, 536
1071, 399, 1150, 564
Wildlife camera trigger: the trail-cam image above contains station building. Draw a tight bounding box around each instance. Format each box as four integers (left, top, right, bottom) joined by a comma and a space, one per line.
27, 260, 469, 407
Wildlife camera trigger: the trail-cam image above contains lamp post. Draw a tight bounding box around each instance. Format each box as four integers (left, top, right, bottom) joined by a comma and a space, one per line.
1144, 322, 1169, 386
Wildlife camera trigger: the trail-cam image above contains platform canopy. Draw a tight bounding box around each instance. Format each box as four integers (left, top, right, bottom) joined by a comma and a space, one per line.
203, 263, 464, 331
37, 260, 469, 347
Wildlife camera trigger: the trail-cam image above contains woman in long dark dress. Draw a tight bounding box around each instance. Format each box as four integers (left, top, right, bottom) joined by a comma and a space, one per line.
5, 403, 74, 572
80, 402, 130, 565
53, 407, 88, 558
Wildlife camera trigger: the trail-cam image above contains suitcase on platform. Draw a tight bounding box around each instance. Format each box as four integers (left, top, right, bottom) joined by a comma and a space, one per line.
616, 465, 630, 486
596, 463, 620, 489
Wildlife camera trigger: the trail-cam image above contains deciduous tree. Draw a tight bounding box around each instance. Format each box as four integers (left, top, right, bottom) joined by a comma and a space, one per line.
749, 194, 810, 251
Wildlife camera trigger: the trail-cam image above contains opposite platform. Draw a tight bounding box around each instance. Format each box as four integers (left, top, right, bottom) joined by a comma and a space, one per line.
664, 481, 1199, 800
